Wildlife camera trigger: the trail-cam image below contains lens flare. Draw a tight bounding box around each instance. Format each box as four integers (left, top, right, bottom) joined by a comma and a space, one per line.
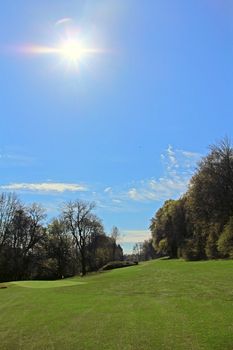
57, 39, 102, 63
11, 35, 105, 69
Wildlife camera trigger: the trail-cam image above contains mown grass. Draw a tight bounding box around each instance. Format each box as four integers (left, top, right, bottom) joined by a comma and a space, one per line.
11, 280, 86, 289
0, 259, 232, 350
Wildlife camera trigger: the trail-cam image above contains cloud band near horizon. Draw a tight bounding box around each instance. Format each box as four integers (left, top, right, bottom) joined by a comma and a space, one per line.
0, 182, 88, 193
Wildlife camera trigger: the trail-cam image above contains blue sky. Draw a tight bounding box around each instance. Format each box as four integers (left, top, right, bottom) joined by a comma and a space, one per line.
0, 0, 232, 253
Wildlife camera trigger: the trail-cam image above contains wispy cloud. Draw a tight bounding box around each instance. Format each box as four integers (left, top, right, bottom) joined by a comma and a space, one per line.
0, 182, 88, 193
0, 146, 201, 211
126, 146, 201, 202
0, 152, 34, 167
127, 177, 187, 201
104, 187, 112, 193
83, 146, 201, 211
55, 18, 73, 27
166, 144, 178, 168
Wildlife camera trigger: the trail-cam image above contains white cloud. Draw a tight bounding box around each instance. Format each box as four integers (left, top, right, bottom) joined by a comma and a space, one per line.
0, 182, 88, 193
127, 146, 201, 202
180, 150, 200, 158
167, 144, 178, 167
120, 230, 150, 244
55, 18, 73, 26
127, 176, 188, 202
112, 199, 122, 203
104, 187, 112, 193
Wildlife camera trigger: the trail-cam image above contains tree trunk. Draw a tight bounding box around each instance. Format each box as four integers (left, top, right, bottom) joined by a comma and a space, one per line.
80, 249, 86, 276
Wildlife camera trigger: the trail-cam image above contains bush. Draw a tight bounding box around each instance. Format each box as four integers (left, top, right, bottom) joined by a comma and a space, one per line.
100, 261, 138, 271
0, 285, 7, 289
218, 217, 233, 258
181, 240, 201, 261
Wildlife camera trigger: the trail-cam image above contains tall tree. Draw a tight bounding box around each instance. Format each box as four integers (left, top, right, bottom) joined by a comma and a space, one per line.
0, 192, 19, 253
150, 199, 187, 258
11, 203, 46, 279
110, 226, 120, 260
188, 138, 233, 225
46, 219, 74, 278
185, 138, 233, 257
217, 216, 233, 258
142, 239, 157, 260
62, 200, 102, 276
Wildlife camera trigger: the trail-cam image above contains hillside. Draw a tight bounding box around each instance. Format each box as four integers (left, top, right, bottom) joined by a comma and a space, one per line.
0, 259, 233, 350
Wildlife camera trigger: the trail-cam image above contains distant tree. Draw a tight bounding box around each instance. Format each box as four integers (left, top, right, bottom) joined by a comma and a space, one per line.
141, 239, 157, 260
91, 235, 121, 269
62, 200, 102, 276
0, 194, 124, 281
0, 201, 46, 280
110, 226, 120, 260
111, 226, 120, 241
46, 219, 74, 278
24, 203, 46, 253
132, 243, 144, 262
181, 238, 200, 261
185, 137, 233, 258
217, 217, 233, 258
86, 221, 107, 270
12, 203, 46, 279
205, 223, 222, 259
0, 192, 19, 253
149, 138, 233, 260
150, 199, 187, 258
189, 138, 233, 224
114, 244, 123, 261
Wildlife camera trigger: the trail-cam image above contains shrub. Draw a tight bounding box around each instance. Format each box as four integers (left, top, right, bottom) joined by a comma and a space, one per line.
100, 261, 138, 271
0, 285, 7, 289
181, 239, 201, 261
218, 217, 233, 258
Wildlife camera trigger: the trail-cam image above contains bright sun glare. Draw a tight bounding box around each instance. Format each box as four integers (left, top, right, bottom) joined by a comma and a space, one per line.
11, 18, 106, 71
58, 39, 86, 63
17, 36, 103, 69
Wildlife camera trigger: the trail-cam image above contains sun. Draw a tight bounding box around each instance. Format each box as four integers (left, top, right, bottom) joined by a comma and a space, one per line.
13, 29, 105, 71
58, 39, 85, 63
20, 38, 103, 67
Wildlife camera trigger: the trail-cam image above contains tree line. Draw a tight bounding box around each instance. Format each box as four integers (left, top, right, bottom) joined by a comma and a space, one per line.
149, 139, 233, 260
1, 138, 232, 282
0, 197, 123, 282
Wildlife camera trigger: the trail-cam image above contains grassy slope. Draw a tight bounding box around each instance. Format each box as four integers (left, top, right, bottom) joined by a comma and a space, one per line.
0, 260, 232, 350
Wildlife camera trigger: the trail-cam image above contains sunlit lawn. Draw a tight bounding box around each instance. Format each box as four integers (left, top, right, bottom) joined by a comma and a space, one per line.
0, 259, 232, 350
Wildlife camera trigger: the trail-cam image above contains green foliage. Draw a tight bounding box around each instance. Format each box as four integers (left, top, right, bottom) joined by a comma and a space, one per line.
205, 224, 221, 259
218, 216, 233, 258
150, 138, 233, 260
188, 138, 233, 225
181, 239, 201, 261
36, 258, 59, 280
142, 239, 157, 260
150, 198, 187, 258
157, 238, 169, 255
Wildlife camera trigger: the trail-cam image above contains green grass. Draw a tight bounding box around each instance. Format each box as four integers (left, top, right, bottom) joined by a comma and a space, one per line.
11, 280, 86, 289
0, 260, 232, 350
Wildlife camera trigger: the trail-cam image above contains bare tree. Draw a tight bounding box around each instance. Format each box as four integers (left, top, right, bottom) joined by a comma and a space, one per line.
47, 218, 74, 278
132, 243, 144, 262
0, 193, 19, 253
111, 226, 120, 242
9, 203, 46, 279
111, 226, 120, 260
25, 203, 46, 254
62, 200, 101, 276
